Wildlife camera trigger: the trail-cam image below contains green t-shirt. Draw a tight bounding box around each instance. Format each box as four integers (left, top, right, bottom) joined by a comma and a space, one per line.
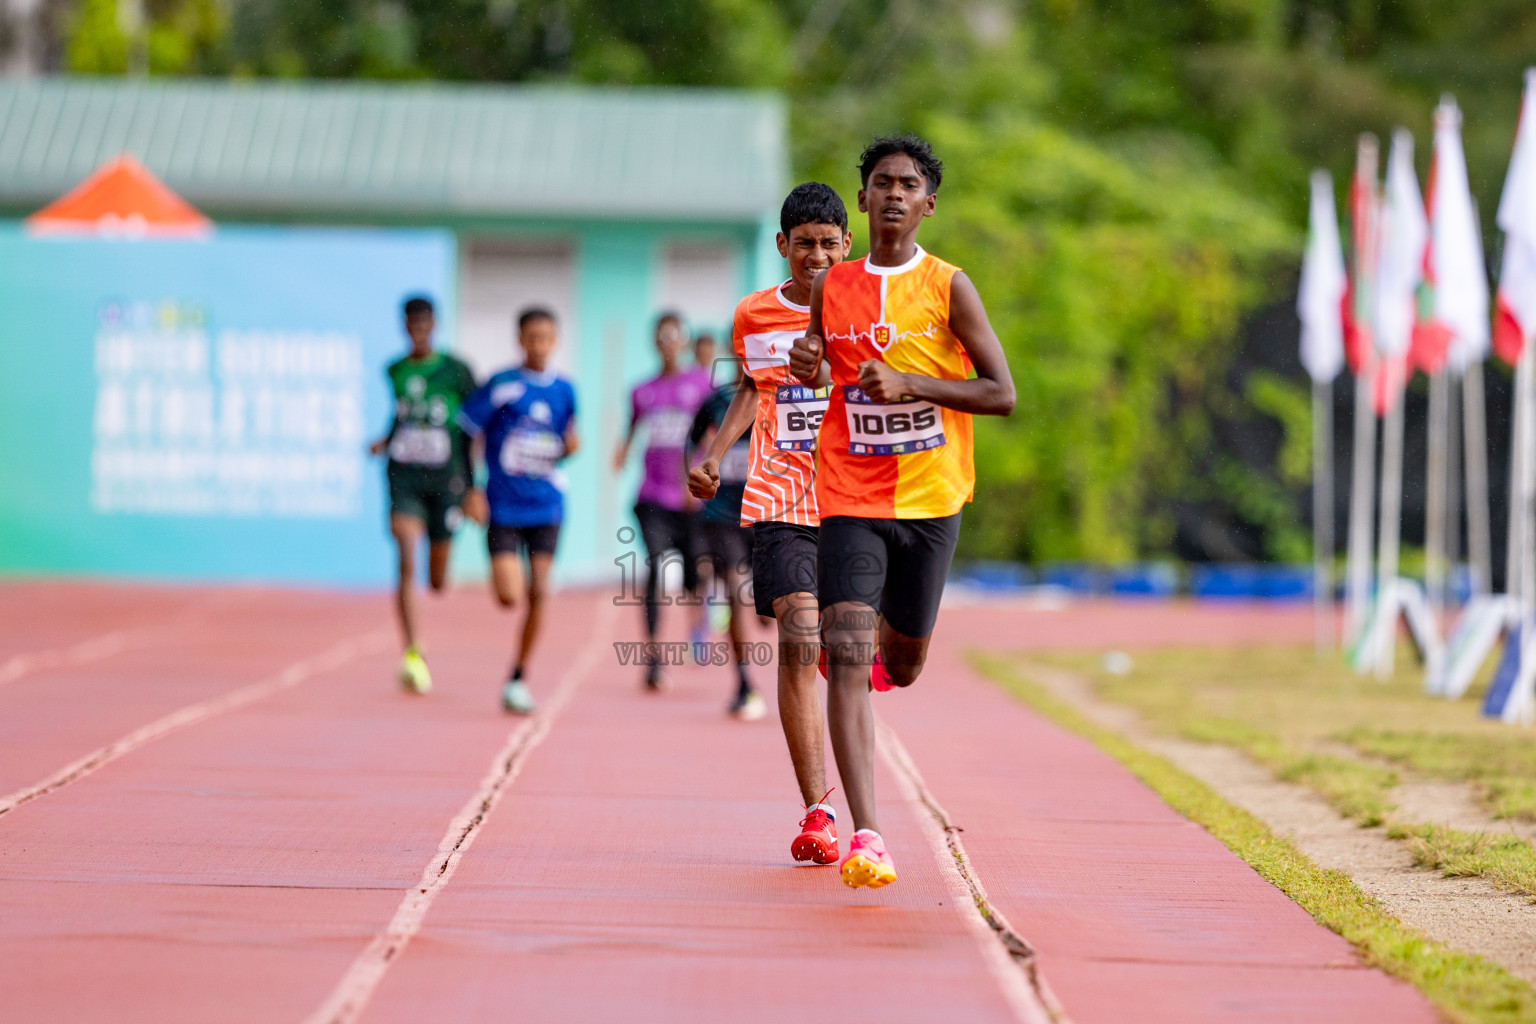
384, 351, 477, 480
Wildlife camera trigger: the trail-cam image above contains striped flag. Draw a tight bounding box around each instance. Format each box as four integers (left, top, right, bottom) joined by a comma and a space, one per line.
1496, 69, 1536, 366
1342, 147, 1379, 375
1299, 170, 1347, 382
1418, 96, 1489, 374
1376, 129, 1428, 362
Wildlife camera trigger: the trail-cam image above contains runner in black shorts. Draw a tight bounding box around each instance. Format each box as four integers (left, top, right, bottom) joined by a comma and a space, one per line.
459, 307, 578, 715
614, 314, 712, 691
689, 182, 853, 866
687, 363, 764, 720
369, 295, 476, 696
789, 136, 1016, 890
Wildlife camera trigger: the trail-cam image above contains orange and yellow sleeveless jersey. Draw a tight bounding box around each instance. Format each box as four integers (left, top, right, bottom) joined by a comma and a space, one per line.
732, 282, 828, 526
815, 247, 974, 520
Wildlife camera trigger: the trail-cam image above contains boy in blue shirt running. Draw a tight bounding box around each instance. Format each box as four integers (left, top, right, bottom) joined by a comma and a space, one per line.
460, 308, 579, 714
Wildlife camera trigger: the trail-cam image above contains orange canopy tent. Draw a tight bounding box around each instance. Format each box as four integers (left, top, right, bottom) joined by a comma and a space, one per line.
25, 154, 212, 238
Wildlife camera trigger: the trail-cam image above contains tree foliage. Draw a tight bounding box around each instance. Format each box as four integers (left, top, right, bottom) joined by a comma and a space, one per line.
59, 0, 1536, 562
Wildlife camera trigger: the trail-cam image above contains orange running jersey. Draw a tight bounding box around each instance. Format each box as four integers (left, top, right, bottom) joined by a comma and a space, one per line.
732, 281, 828, 526
815, 247, 974, 519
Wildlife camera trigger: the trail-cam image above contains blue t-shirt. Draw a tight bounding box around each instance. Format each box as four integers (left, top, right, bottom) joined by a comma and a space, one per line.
459, 366, 577, 527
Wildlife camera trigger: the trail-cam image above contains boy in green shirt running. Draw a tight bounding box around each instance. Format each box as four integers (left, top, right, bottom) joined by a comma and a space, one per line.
369, 295, 477, 693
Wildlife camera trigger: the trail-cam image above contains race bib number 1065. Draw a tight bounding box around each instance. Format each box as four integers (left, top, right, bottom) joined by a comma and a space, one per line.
842, 385, 946, 456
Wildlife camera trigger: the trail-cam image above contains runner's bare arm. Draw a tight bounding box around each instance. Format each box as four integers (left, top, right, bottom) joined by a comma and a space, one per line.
369, 384, 398, 455
789, 272, 832, 387
688, 378, 758, 500
561, 424, 580, 460
612, 407, 638, 470
857, 272, 1015, 415
463, 433, 489, 525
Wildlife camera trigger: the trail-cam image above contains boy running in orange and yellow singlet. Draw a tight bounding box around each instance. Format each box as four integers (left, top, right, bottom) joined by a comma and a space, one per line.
789, 136, 1016, 890
689, 183, 852, 867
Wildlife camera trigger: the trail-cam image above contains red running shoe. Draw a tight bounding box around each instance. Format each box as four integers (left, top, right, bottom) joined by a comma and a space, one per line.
791, 792, 839, 865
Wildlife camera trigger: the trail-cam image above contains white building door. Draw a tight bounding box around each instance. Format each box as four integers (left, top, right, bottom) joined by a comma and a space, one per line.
457, 238, 577, 380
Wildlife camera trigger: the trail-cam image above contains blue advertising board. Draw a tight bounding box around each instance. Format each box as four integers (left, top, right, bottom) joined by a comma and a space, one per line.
0, 224, 456, 587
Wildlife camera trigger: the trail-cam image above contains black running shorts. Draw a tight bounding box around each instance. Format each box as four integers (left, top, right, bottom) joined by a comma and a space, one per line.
751, 521, 819, 617
633, 502, 701, 593
487, 522, 561, 558
816, 513, 961, 639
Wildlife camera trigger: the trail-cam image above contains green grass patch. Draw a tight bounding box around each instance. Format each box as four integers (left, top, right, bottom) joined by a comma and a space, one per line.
1389, 823, 1536, 900
975, 654, 1536, 1024
1177, 716, 1399, 825
1038, 642, 1528, 825
1348, 731, 1536, 823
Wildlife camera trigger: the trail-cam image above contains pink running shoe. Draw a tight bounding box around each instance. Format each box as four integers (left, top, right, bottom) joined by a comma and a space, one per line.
791, 799, 839, 865
840, 829, 897, 889
819, 647, 893, 692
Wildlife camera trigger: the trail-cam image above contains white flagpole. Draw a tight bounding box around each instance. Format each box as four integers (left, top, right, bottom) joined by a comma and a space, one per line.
1509, 345, 1536, 722
1345, 361, 1377, 646
1425, 369, 1450, 613
1375, 362, 1406, 679
1506, 366, 1526, 605
1446, 374, 1464, 596
1314, 377, 1334, 655
1465, 364, 1494, 594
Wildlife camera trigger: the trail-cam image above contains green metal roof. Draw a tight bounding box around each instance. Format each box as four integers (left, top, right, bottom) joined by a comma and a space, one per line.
0, 78, 787, 222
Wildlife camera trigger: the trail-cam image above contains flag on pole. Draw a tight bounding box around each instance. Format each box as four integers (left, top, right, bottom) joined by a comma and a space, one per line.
1376, 129, 1429, 364
1299, 170, 1347, 383
1418, 97, 1489, 375
1371, 129, 1426, 415
1496, 69, 1536, 366
1342, 151, 1379, 375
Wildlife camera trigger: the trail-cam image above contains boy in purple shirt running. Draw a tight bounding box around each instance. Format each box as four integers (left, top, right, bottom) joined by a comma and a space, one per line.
614, 312, 714, 691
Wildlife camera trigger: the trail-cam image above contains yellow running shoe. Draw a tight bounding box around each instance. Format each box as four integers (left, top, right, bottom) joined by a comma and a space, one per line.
399, 647, 432, 694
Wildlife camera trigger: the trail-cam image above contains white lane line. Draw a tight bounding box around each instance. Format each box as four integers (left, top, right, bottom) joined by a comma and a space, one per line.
0, 630, 392, 818
0, 603, 211, 688
302, 602, 614, 1024
876, 715, 1070, 1024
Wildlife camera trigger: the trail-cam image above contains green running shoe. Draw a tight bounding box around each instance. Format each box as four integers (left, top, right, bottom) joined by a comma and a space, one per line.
399, 648, 432, 695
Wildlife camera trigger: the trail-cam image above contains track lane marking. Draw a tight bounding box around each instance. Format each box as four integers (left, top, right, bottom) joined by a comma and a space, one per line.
876, 714, 1069, 1024
303, 602, 614, 1024
0, 630, 391, 818
0, 601, 216, 689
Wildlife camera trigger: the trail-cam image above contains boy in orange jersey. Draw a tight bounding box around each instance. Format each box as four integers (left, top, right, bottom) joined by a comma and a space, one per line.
789, 136, 1016, 889
688, 182, 852, 866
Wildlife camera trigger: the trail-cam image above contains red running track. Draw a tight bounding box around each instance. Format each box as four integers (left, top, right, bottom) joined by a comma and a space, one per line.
0, 583, 1438, 1023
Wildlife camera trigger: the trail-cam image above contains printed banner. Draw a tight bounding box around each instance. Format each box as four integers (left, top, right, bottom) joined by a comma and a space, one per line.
0, 224, 455, 586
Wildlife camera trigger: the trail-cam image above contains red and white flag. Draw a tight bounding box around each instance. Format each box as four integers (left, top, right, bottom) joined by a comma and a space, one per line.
1299, 170, 1347, 382
1343, 146, 1379, 375
1418, 96, 1489, 375
1497, 69, 1536, 366
1375, 129, 1428, 361
1372, 129, 1426, 411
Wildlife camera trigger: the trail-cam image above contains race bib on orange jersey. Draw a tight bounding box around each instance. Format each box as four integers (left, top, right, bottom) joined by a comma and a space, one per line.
842, 385, 946, 456
773, 384, 831, 452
